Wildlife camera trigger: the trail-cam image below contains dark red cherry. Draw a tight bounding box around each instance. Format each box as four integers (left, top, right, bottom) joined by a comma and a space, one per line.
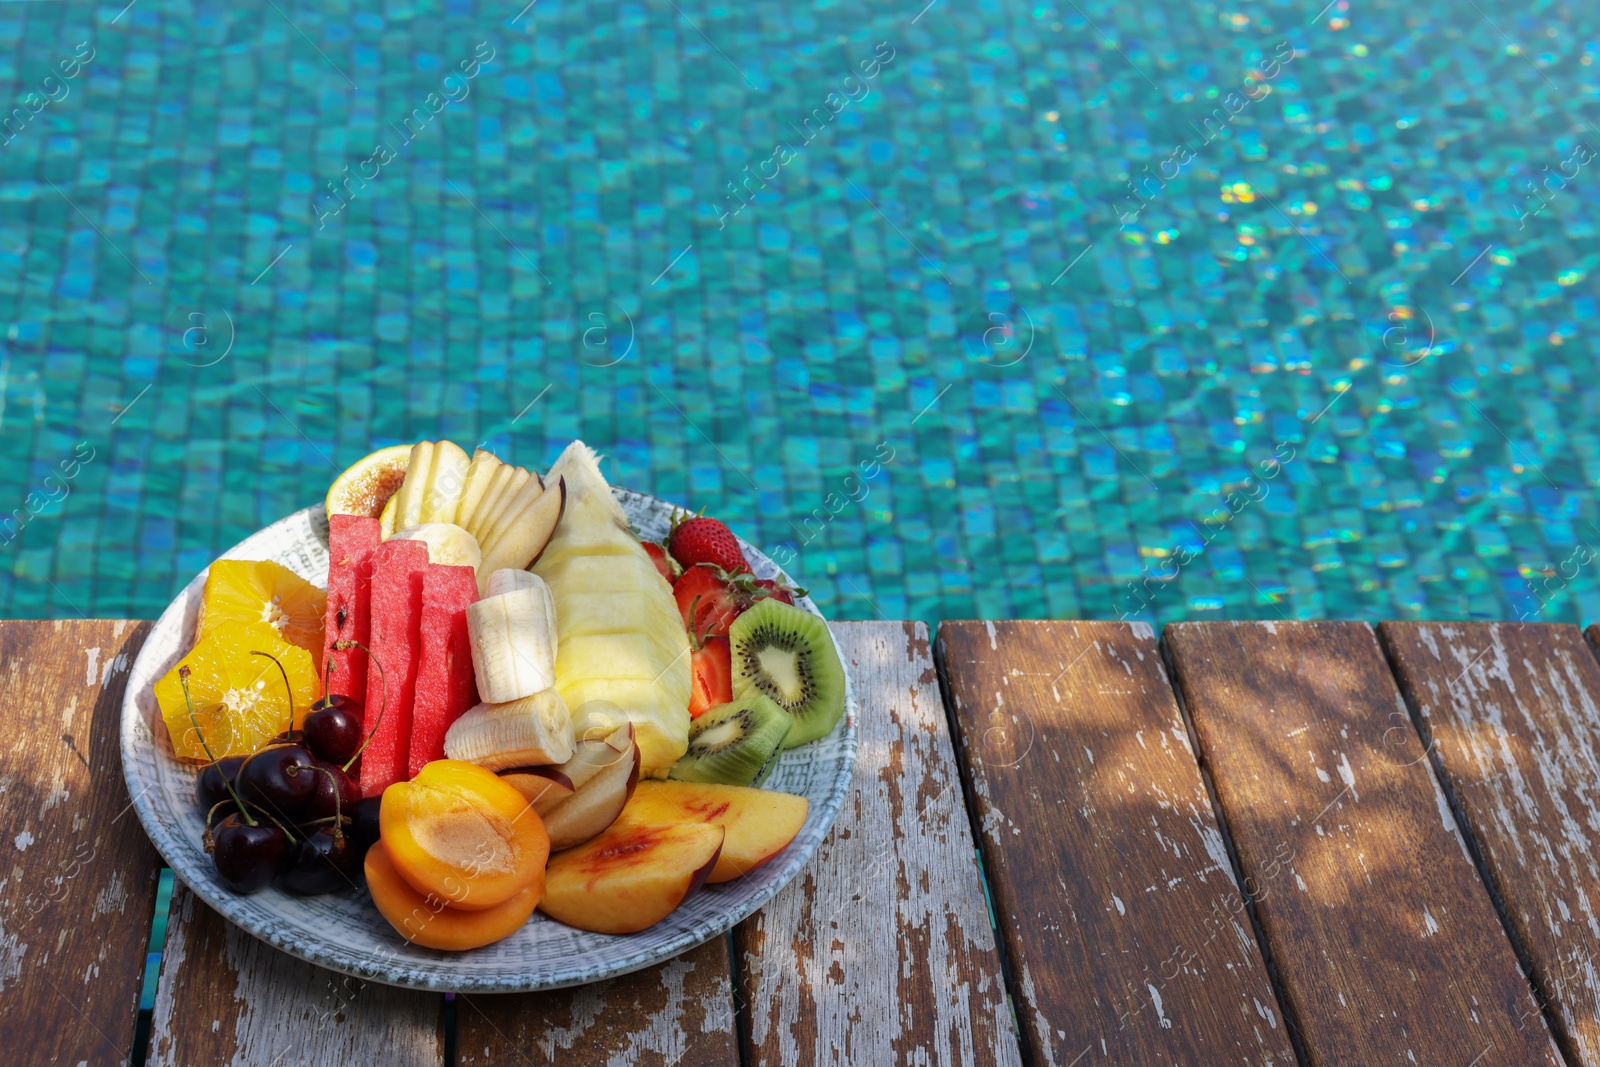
238, 744, 319, 821
278, 828, 360, 896
302, 695, 364, 764
195, 754, 247, 814
271, 728, 306, 746
300, 759, 360, 823
347, 796, 382, 854
208, 813, 290, 894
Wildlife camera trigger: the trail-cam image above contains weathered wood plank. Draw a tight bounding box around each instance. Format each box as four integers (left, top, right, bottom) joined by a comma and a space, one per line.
1382, 621, 1600, 1065
455, 936, 737, 1066
937, 620, 1294, 1065
732, 621, 1021, 1067
1166, 621, 1561, 1066
0, 619, 162, 1067
148, 885, 444, 1066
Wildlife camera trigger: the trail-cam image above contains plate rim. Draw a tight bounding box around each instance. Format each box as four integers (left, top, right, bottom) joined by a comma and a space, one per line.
119, 494, 858, 992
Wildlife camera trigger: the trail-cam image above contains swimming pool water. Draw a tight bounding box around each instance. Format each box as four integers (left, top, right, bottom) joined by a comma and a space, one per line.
0, 0, 1597, 626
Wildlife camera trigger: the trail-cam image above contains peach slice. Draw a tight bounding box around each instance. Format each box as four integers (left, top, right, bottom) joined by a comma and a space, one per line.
365, 841, 539, 951
616, 781, 808, 883
380, 759, 549, 911
540, 822, 723, 935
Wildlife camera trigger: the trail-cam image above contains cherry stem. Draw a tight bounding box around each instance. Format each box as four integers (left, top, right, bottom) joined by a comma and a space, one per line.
311, 766, 345, 845
335, 639, 385, 773
250, 649, 295, 737
241, 796, 299, 845
322, 645, 335, 702
179, 667, 257, 827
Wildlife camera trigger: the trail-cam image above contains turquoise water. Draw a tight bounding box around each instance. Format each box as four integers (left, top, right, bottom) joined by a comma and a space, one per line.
1, 0, 1597, 625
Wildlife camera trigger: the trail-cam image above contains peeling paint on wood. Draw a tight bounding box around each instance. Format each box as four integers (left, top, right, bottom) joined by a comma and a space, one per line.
1167, 621, 1561, 1066
0, 620, 160, 1065
148, 885, 443, 1066
455, 935, 736, 1066
1383, 621, 1600, 1066
735, 621, 1021, 1067
939, 620, 1292, 1065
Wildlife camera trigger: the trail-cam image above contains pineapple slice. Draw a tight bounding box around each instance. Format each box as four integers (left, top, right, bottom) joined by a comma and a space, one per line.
533, 442, 691, 777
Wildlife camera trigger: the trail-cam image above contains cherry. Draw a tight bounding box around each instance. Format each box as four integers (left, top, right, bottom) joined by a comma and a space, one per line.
208, 812, 290, 894
238, 743, 319, 822
302, 694, 364, 764
347, 796, 383, 854
195, 754, 248, 814
300, 759, 360, 823
271, 728, 306, 746
278, 827, 360, 896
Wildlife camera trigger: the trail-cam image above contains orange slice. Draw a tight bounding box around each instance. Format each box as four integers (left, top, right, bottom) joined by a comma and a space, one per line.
153, 621, 319, 760
197, 559, 326, 670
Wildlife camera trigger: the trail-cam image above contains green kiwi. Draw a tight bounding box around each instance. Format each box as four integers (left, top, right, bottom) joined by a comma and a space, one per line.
728, 598, 846, 748
670, 691, 794, 787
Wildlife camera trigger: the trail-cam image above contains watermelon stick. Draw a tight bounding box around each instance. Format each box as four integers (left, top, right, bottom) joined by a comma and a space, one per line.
335, 639, 387, 774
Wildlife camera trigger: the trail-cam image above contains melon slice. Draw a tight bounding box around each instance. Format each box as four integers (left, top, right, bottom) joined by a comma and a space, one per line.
361, 538, 430, 795
408, 563, 481, 777
322, 514, 382, 702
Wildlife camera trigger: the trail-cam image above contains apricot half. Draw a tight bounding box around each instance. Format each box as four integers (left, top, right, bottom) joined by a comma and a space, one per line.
365, 841, 538, 951
379, 759, 549, 910
540, 822, 723, 935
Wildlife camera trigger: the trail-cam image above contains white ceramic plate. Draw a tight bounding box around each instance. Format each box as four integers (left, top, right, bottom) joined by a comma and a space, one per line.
120, 490, 857, 992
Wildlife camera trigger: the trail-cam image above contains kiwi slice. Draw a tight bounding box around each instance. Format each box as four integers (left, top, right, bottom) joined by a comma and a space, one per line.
670, 692, 794, 787
729, 598, 847, 748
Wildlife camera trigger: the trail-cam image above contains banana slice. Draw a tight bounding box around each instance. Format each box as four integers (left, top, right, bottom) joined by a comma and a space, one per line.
390, 523, 482, 570
467, 580, 559, 703
485, 568, 540, 598
443, 689, 574, 770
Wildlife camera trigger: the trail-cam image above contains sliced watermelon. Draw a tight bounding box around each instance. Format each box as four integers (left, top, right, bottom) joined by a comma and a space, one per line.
322, 514, 382, 703
360, 538, 430, 796
408, 564, 480, 777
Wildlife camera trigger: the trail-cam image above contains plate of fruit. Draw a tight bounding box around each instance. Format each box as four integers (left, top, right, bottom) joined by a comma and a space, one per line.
120, 439, 857, 991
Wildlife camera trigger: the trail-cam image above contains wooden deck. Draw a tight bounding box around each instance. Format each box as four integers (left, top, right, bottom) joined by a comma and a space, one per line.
4, 619, 1599, 1065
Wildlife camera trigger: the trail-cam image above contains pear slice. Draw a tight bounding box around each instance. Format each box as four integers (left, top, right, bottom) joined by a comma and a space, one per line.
393, 441, 435, 530
478, 471, 547, 558
454, 450, 503, 534
474, 466, 534, 547
421, 440, 471, 524
379, 491, 400, 538
478, 475, 566, 577
463, 463, 516, 543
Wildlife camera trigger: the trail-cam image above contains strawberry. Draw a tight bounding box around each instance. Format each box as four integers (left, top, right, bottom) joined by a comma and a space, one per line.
752, 577, 806, 606
673, 564, 749, 638
642, 541, 679, 584
668, 513, 748, 574
688, 634, 732, 720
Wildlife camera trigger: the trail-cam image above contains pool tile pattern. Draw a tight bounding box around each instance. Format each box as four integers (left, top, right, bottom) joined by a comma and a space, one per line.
0, 0, 1597, 626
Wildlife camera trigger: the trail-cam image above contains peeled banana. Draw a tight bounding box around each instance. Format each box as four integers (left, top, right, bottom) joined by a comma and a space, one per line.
466, 579, 559, 704
443, 689, 575, 770
485, 568, 540, 598
533, 441, 692, 777
390, 523, 482, 570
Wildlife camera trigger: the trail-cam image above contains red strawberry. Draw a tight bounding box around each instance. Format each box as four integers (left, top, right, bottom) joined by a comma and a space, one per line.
642, 541, 679, 584
752, 577, 806, 606
668, 514, 748, 574
673, 564, 747, 638
688, 635, 732, 720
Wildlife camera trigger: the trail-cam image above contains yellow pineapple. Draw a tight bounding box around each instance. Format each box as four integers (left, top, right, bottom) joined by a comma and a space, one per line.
532, 441, 691, 777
